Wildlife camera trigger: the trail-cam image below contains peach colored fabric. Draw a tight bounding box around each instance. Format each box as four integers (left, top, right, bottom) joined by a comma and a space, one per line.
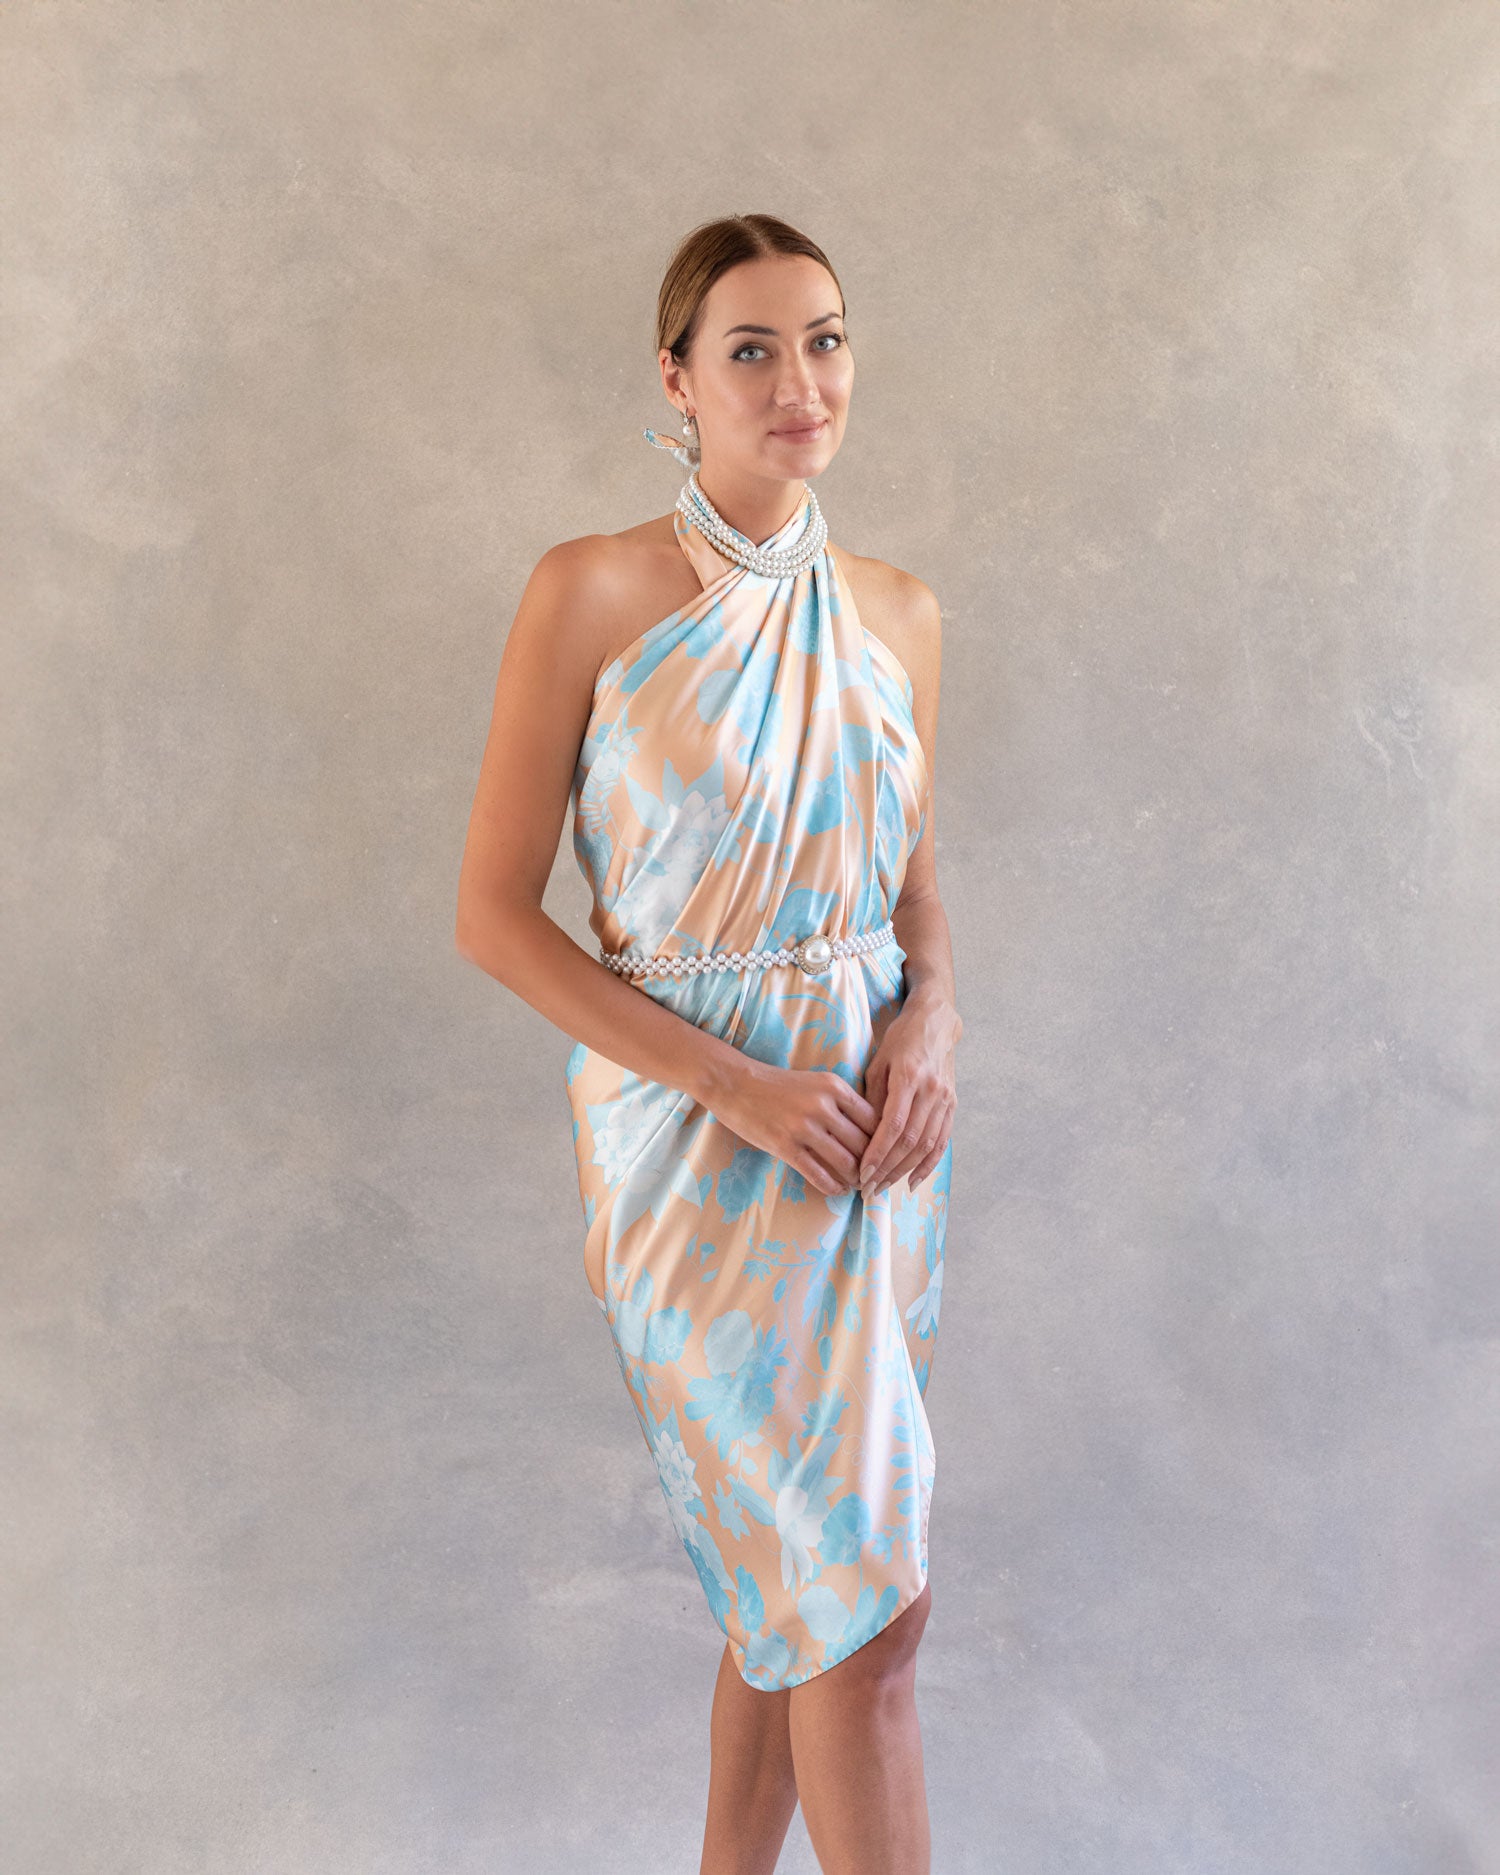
565, 496, 950, 1688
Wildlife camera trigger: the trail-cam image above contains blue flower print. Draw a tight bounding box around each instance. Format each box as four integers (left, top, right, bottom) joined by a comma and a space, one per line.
818, 1489, 873, 1566
904, 1262, 942, 1340
615, 1268, 693, 1365
825, 1582, 902, 1665
685, 1309, 791, 1459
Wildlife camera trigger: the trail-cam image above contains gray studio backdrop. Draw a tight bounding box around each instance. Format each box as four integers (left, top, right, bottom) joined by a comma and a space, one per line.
5, 3, 1497, 1872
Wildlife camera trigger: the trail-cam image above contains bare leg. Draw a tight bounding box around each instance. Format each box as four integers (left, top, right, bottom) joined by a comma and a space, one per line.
786, 1580, 932, 1875
698, 1642, 801, 1875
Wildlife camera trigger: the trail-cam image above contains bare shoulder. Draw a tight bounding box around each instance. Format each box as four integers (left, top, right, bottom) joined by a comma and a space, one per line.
829, 543, 943, 684
517, 514, 691, 679
526, 522, 649, 612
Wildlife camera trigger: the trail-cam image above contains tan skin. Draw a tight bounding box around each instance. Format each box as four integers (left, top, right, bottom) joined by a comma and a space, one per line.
456, 253, 961, 1874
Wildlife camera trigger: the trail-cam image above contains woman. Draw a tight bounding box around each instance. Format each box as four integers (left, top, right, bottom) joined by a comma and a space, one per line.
456, 213, 962, 1874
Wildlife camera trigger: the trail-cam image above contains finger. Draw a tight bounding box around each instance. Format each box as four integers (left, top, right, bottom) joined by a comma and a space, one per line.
798, 1111, 867, 1191
904, 1130, 951, 1191
797, 1148, 844, 1196
899, 1098, 957, 1190
862, 1080, 907, 1177
829, 1074, 880, 1134
875, 1140, 924, 1192
810, 1126, 863, 1191
859, 1083, 915, 1186
900, 1098, 955, 1186
875, 1093, 941, 1191
821, 1101, 877, 1163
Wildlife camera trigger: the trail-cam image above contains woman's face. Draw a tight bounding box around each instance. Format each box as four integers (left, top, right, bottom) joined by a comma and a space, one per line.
663, 253, 853, 482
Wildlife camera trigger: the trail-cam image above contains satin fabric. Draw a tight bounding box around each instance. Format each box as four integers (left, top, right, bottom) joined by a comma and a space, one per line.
564, 494, 950, 1689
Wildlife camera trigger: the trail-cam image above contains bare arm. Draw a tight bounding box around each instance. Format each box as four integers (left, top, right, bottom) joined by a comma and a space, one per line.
857, 574, 962, 1194
453, 540, 877, 1195
889, 576, 963, 1047
454, 539, 753, 1112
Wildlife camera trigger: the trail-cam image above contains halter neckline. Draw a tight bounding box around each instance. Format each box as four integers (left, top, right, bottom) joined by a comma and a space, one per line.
673, 489, 819, 592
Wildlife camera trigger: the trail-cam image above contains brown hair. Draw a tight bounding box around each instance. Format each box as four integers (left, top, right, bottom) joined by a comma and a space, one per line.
654, 214, 845, 364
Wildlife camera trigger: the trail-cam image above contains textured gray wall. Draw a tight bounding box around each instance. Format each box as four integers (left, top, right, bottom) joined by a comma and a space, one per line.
5, 3, 1496, 1871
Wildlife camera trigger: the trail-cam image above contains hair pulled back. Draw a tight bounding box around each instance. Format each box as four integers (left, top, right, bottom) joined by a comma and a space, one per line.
654, 214, 844, 366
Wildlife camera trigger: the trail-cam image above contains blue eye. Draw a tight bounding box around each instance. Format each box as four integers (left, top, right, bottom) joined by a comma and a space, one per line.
731, 332, 847, 363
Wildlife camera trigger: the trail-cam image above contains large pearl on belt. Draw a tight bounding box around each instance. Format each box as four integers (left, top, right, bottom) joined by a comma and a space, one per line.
794, 934, 833, 975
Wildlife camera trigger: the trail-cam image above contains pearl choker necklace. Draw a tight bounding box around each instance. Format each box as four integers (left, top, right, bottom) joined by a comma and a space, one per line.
676, 471, 828, 579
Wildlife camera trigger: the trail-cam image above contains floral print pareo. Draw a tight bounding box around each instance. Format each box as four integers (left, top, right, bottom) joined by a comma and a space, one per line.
564, 496, 951, 1690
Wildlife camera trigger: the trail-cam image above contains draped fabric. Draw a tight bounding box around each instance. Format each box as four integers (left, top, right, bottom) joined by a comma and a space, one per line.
564, 495, 951, 1689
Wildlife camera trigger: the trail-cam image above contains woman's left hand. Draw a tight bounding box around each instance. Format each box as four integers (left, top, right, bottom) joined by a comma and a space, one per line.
858, 990, 962, 1197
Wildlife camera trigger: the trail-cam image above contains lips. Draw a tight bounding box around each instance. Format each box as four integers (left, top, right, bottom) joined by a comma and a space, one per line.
771, 420, 827, 439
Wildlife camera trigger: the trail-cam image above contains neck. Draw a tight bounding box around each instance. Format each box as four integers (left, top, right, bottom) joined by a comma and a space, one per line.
693, 469, 808, 547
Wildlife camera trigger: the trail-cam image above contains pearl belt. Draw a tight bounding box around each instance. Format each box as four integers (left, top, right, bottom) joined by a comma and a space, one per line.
599, 919, 896, 982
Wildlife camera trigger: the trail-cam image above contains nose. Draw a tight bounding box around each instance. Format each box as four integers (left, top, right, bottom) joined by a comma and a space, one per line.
775, 355, 822, 413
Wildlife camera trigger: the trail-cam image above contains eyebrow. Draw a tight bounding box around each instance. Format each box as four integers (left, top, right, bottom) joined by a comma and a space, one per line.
721, 313, 844, 338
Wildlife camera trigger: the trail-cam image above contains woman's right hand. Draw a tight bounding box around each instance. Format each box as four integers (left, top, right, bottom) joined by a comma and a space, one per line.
709, 1061, 879, 1198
